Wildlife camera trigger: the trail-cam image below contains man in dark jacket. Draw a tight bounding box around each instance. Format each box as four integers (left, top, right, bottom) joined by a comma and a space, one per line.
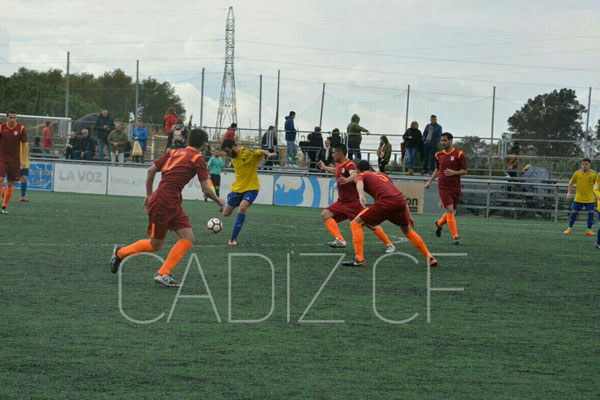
261, 125, 278, 169
402, 121, 423, 175
65, 131, 77, 159
328, 128, 342, 148
94, 108, 115, 161
284, 111, 297, 166
346, 114, 368, 160
421, 114, 442, 174
73, 129, 96, 160
307, 126, 324, 171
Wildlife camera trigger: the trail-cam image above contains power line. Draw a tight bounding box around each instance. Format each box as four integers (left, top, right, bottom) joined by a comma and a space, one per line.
0, 38, 224, 47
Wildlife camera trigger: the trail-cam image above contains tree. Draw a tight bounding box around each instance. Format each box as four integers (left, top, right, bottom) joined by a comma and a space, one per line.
454, 136, 489, 157
507, 88, 585, 157
138, 77, 185, 125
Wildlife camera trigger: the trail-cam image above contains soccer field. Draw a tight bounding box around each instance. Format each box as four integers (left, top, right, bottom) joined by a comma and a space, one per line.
1, 191, 598, 399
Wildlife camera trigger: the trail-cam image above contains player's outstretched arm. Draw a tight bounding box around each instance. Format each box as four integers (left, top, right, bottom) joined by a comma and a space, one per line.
259, 149, 276, 158
425, 169, 439, 189
200, 179, 225, 207
318, 160, 336, 174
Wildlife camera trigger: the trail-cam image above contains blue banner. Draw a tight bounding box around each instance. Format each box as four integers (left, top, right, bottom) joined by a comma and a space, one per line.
3, 162, 54, 191
273, 176, 337, 208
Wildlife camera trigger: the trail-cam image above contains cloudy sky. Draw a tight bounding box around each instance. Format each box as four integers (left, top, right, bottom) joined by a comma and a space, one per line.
2, 0, 600, 149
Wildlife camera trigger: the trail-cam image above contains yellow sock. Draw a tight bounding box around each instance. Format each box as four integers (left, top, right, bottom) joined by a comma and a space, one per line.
350, 220, 365, 262
447, 213, 458, 239
324, 218, 345, 242
118, 239, 156, 258
157, 239, 193, 275
373, 226, 392, 246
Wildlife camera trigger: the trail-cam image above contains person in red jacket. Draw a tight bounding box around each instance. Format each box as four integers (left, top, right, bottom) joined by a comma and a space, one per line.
224, 123, 237, 141
163, 107, 178, 135
42, 121, 52, 154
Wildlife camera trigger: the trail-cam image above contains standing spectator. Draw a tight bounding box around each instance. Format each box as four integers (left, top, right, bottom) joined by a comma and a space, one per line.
284, 111, 297, 167
505, 141, 522, 177
42, 121, 52, 154
94, 108, 115, 161
377, 135, 392, 174
224, 123, 237, 141
319, 139, 334, 166
307, 126, 324, 171
346, 114, 369, 160
108, 123, 129, 163
163, 107, 177, 136
73, 129, 95, 160
403, 121, 423, 176
421, 114, 442, 174
65, 131, 77, 159
328, 128, 342, 148
166, 120, 188, 151
207, 152, 225, 197
132, 120, 149, 161
261, 125, 278, 169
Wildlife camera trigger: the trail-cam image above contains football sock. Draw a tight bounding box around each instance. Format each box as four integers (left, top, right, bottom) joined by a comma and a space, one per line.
350, 220, 365, 262
447, 213, 459, 239
215, 188, 220, 196
587, 212, 594, 229
373, 226, 392, 246
2, 187, 14, 207
231, 213, 246, 240
0, 186, 3, 200
117, 239, 155, 258
157, 239, 193, 275
437, 213, 448, 227
404, 229, 432, 260
324, 218, 345, 242
21, 182, 27, 198
569, 212, 577, 227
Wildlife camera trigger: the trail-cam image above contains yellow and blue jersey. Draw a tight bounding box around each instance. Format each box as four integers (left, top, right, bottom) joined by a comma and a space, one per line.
594, 174, 600, 211
231, 147, 264, 193
569, 169, 597, 204
19, 141, 30, 169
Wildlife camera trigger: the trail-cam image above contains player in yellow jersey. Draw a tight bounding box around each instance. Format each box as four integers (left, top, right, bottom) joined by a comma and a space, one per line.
221, 139, 276, 246
19, 141, 29, 202
564, 158, 597, 236
594, 174, 600, 248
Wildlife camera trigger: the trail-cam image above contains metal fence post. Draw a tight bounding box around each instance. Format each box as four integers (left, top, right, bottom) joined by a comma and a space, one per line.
554, 184, 559, 223
486, 181, 491, 218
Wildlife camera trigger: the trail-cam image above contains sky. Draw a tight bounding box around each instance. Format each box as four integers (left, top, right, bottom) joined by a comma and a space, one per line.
2, 0, 600, 149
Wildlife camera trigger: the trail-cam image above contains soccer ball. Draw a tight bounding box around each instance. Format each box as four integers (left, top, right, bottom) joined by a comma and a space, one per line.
207, 218, 222, 234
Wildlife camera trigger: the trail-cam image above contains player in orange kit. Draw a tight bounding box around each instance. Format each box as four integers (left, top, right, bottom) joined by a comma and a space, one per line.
342, 160, 438, 268
425, 132, 467, 245
110, 128, 224, 287
0, 109, 28, 214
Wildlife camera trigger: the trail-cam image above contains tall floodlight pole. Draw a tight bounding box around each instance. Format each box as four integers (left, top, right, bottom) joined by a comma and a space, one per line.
215, 7, 238, 132
200, 67, 205, 127
135, 60, 139, 121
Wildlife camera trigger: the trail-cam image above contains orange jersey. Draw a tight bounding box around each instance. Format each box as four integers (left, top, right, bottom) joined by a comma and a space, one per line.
355, 171, 405, 205
435, 148, 467, 192
336, 158, 358, 202
0, 123, 27, 162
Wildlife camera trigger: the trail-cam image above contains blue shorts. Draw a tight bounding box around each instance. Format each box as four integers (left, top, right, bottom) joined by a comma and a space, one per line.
20, 168, 29, 176
572, 202, 596, 212
227, 190, 259, 208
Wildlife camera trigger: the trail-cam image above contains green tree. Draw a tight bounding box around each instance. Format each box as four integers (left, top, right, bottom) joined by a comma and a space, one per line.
454, 136, 489, 157
507, 88, 585, 157
138, 77, 185, 125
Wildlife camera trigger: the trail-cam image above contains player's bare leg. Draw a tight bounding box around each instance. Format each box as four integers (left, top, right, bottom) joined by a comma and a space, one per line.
154, 228, 195, 287
366, 224, 395, 253
342, 216, 366, 267
322, 209, 346, 248
400, 224, 438, 267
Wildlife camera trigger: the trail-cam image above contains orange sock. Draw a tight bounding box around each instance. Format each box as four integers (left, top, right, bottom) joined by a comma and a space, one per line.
117, 239, 156, 258
2, 186, 14, 207
437, 213, 448, 227
350, 220, 365, 262
405, 229, 432, 260
447, 213, 458, 239
324, 218, 345, 242
157, 239, 193, 275
373, 226, 392, 246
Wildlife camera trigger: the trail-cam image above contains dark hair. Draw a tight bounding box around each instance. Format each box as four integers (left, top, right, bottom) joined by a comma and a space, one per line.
356, 160, 373, 172
441, 132, 453, 140
331, 128, 340, 134
221, 138, 236, 150
582, 158, 591, 163
188, 128, 208, 148
231, 123, 237, 128
289, 111, 296, 116
102, 107, 108, 111
34, 137, 41, 144
380, 135, 390, 146
45, 121, 51, 126
6, 109, 16, 116
431, 114, 437, 119
333, 143, 347, 156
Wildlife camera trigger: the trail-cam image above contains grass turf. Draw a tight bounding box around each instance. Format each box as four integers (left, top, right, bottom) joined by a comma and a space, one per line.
0, 191, 598, 399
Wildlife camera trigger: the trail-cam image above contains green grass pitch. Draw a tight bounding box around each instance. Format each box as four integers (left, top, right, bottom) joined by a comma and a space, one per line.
1, 191, 598, 399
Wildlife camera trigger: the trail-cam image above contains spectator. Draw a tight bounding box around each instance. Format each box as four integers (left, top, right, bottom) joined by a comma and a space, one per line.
377, 135, 392, 174
42, 121, 52, 154
319, 138, 334, 166
207, 151, 225, 197
131, 120, 149, 161
421, 114, 442, 174
307, 126, 324, 171
163, 107, 177, 136
505, 141, 522, 177
346, 113, 369, 160
94, 108, 115, 161
403, 121, 423, 176
65, 131, 77, 159
284, 111, 297, 167
30, 137, 43, 155
261, 125, 278, 169
166, 120, 188, 151
108, 123, 129, 163
224, 123, 237, 141
73, 129, 95, 160
328, 128, 342, 148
